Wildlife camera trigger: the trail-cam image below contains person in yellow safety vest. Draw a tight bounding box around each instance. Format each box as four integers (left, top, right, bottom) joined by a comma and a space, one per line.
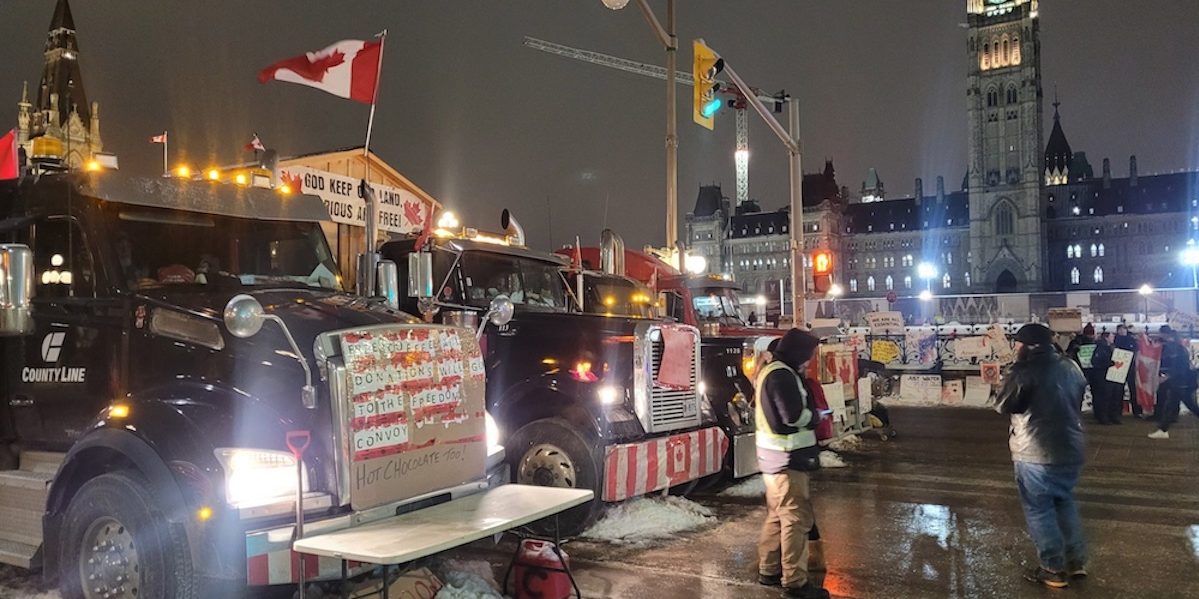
754, 328, 829, 599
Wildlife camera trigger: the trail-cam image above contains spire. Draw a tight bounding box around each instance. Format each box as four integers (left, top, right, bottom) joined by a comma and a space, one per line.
1052, 86, 1060, 121
50, 0, 76, 33
1044, 94, 1072, 184
36, 0, 89, 128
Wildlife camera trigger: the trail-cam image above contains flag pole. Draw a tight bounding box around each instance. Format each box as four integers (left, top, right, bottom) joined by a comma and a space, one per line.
162, 132, 168, 176
363, 30, 387, 160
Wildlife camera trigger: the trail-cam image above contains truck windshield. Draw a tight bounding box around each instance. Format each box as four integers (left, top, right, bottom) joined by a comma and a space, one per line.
460, 251, 567, 310
109, 207, 341, 291
582, 274, 656, 318
692, 288, 748, 325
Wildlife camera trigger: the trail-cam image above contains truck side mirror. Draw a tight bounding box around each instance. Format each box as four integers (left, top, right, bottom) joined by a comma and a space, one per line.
376, 260, 399, 309
408, 252, 433, 298
223, 294, 265, 338
476, 295, 514, 340
0, 244, 34, 336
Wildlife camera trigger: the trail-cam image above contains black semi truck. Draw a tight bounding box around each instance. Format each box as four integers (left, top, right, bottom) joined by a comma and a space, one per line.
0, 170, 509, 597
381, 213, 727, 532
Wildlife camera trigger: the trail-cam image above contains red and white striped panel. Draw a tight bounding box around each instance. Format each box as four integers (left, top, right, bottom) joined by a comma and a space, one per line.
601, 426, 728, 502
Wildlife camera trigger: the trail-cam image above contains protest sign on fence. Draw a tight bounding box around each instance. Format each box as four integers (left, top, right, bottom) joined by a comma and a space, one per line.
899, 374, 942, 404
865, 311, 905, 335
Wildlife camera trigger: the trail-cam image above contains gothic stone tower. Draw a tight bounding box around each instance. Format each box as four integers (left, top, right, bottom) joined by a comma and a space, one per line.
965, 0, 1043, 293
17, 0, 102, 168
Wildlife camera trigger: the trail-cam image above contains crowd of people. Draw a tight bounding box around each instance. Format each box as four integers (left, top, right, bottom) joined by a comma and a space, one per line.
1064, 322, 1199, 438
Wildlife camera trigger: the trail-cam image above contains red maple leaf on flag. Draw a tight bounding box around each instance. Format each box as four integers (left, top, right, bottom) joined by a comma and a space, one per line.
280, 171, 302, 192
258, 49, 346, 84
402, 200, 423, 227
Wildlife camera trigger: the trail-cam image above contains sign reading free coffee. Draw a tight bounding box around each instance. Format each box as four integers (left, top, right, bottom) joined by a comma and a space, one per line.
340, 326, 487, 510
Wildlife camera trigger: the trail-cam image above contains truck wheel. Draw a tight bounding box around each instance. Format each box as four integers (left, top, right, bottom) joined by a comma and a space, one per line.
508, 418, 601, 536
59, 470, 197, 599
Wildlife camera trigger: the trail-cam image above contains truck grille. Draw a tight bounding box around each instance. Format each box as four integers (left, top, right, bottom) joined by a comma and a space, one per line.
634, 323, 702, 434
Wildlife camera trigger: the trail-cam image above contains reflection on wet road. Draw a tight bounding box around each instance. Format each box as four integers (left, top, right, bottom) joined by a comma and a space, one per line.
454, 406, 1199, 598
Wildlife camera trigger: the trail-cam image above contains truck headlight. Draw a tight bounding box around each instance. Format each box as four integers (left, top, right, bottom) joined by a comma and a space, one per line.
597, 384, 624, 405
485, 411, 503, 457
214, 448, 308, 508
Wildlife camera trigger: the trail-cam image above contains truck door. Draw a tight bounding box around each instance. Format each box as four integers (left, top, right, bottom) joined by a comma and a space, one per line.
10, 216, 120, 449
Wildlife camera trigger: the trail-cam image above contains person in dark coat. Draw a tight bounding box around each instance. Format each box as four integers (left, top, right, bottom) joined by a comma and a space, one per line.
1113, 324, 1140, 418
995, 324, 1089, 589
1148, 326, 1199, 439
754, 329, 829, 599
1090, 334, 1122, 424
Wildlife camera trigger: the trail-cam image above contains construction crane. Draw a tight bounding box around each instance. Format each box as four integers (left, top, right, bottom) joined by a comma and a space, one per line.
523, 36, 784, 209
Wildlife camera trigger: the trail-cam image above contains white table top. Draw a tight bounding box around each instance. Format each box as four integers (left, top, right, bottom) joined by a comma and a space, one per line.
292, 484, 593, 565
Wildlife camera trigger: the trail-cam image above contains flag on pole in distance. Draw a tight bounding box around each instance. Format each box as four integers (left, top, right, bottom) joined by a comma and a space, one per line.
0, 129, 18, 180
244, 133, 265, 153
150, 132, 167, 144
258, 39, 382, 104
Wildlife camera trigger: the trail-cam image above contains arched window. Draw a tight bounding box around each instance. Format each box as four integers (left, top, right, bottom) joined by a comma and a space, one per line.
995, 204, 1014, 236
982, 42, 990, 69
850, 279, 858, 293
885, 275, 894, 290
964, 272, 971, 287
1067, 245, 1075, 259
986, 88, 998, 107
1070, 267, 1080, 285
867, 276, 876, 292
1001, 38, 1009, 66
1074, 244, 1082, 258
1098, 243, 1105, 257
904, 276, 912, 289
1093, 267, 1103, 283
1090, 243, 1097, 257
1011, 36, 1021, 64
902, 254, 913, 267
1006, 86, 1018, 104
943, 273, 951, 289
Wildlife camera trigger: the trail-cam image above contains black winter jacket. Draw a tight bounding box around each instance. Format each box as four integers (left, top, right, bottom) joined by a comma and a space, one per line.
994, 345, 1087, 465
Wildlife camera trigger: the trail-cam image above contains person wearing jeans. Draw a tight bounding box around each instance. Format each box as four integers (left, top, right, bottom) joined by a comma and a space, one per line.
995, 324, 1089, 589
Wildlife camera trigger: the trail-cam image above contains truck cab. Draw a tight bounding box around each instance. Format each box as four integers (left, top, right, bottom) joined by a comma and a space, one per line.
0, 171, 508, 596
381, 216, 726, 533
566, 242, 781, 481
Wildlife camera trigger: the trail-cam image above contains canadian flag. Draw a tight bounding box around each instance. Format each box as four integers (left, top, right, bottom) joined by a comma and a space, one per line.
0, 129, 18, 181
244, 133, 265, 153
150, 132, 167, 144
258, 39, 382, 104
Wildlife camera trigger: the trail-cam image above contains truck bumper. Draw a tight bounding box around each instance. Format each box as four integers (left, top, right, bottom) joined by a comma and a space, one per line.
601, 426, 727, 502
243, 458, 510, 586
732, 431, 760, 478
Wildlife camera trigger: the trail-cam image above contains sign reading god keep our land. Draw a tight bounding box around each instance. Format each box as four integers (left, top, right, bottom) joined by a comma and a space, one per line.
340, 326, 487, 510
279, 165, 436, 235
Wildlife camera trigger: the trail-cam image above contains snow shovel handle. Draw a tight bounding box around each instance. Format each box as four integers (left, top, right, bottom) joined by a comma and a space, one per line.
286, 430, 311, 599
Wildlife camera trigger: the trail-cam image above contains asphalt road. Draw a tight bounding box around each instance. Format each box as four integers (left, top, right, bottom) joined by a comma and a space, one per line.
455, 405, 1199, 599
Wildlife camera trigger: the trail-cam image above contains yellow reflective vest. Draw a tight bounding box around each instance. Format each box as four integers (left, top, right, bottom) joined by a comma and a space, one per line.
754, 361, 817, 452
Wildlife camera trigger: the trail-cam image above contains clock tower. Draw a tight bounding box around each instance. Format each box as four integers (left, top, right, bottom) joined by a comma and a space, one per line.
965, 0, 1043, 292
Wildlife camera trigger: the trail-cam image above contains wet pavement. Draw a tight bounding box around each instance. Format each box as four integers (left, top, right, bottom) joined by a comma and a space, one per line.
453, 406, 1199, 598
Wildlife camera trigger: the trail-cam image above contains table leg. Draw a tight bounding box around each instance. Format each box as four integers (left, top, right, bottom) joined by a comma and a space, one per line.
553, 515, 583, 599
340, 560, 349, 599
502, 531, 522, 596
382, 564, 390, 599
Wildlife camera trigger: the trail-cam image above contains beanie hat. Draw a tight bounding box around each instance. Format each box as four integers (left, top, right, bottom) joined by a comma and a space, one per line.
773, 328, 820, 366
1082, 323, 1095, 336
1014, 323, 1054, 346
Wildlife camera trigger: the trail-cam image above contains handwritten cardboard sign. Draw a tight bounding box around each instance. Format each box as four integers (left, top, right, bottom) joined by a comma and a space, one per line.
1047, 307, 1083, 333
1076, 344, 1096, 369
865, 311, 905, 335
899, 374, 942, 403
871, 339, 901, 364
340, 326, 487, 510
953, 336, 990, 359
941, 380, 964, 406
905, 330, 938, 366
1106, 348, 1133, 384
980, 362, 1002, 385
986, 325, 1014, 363
964, 376, 991, 406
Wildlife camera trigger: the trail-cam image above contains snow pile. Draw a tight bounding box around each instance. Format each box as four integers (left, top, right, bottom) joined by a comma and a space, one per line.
582, 495, 715, 544
433, 559, 503, 599
0, 565, 59, 598
720, 475, 766, 498
819, 450, 847, 468
828, 433, 863, 452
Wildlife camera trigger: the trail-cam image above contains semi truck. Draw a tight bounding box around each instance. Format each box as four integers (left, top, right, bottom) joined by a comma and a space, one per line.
0, 167, 512, 597
380, 213, 727, 533
563, 238, 781, 482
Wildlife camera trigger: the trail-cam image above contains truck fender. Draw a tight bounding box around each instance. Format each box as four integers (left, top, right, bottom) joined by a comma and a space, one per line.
491, 378, 606, 441
42, 395, 230, 585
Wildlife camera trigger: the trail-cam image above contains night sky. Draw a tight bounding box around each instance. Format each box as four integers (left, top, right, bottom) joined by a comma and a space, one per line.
2, 1, 1197, 251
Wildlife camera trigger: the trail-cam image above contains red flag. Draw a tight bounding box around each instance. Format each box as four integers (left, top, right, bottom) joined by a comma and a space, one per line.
1136, 334, 1162, 412
244, 133, 265, 153
413, 203, 435, 251
150, 132, 167, 144
0, 129, 18, 180
258, 39, 382, 104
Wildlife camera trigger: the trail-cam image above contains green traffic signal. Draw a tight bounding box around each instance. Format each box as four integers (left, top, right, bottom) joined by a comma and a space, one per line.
701, 98, 722, 118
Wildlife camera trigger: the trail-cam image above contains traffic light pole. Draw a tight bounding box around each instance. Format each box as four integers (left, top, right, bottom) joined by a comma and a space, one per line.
627, 0, 679, 254
720, 62, 805, 326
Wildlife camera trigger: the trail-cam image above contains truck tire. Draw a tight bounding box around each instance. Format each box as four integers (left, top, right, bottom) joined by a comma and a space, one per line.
508, 418, 602, 536
59, 470, 197, 599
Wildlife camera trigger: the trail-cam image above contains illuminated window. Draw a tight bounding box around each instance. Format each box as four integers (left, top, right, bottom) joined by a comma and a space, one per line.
943, 273, 951, 289
904, 276, 912, 289
1001, 38, 1009, 66
964, 271, 971, 287
982, 42, 990, 69
1074, 244, 1082, 257
1098, 243, 1105, 257
1093, 267, 1103, 283
1090, 243, 1097, 257
1011, 36, 1021, 64
850, 279, 858, 293
1067, 245, 1075, 259
885, 275, 894, 290
867, 276, 876, 292
902, 254, 913, 267
1070, 267, 1080, 285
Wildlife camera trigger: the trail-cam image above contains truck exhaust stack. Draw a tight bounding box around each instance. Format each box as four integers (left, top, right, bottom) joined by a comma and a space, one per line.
600, 229, 626, 276
501, 209, 525, 246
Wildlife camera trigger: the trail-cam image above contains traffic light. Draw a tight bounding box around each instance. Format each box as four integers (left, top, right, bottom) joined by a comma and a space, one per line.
812, 250, 833, 294
693, 39, 724, 130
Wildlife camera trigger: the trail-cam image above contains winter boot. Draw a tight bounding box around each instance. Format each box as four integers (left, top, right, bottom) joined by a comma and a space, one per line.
782, 582, 831, 599
1024, 566, 1068, 589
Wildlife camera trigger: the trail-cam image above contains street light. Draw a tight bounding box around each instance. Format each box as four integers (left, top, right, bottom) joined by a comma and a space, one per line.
1139, 283, 1154, 321
684, 254, 708, 275
827, 283, 844, 320
918, 289, 933, 302
1180, 242, 1199, 288
917, 262, 938, 291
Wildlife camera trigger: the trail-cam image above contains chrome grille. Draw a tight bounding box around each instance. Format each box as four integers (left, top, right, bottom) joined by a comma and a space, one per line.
633, 323, 702, 433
